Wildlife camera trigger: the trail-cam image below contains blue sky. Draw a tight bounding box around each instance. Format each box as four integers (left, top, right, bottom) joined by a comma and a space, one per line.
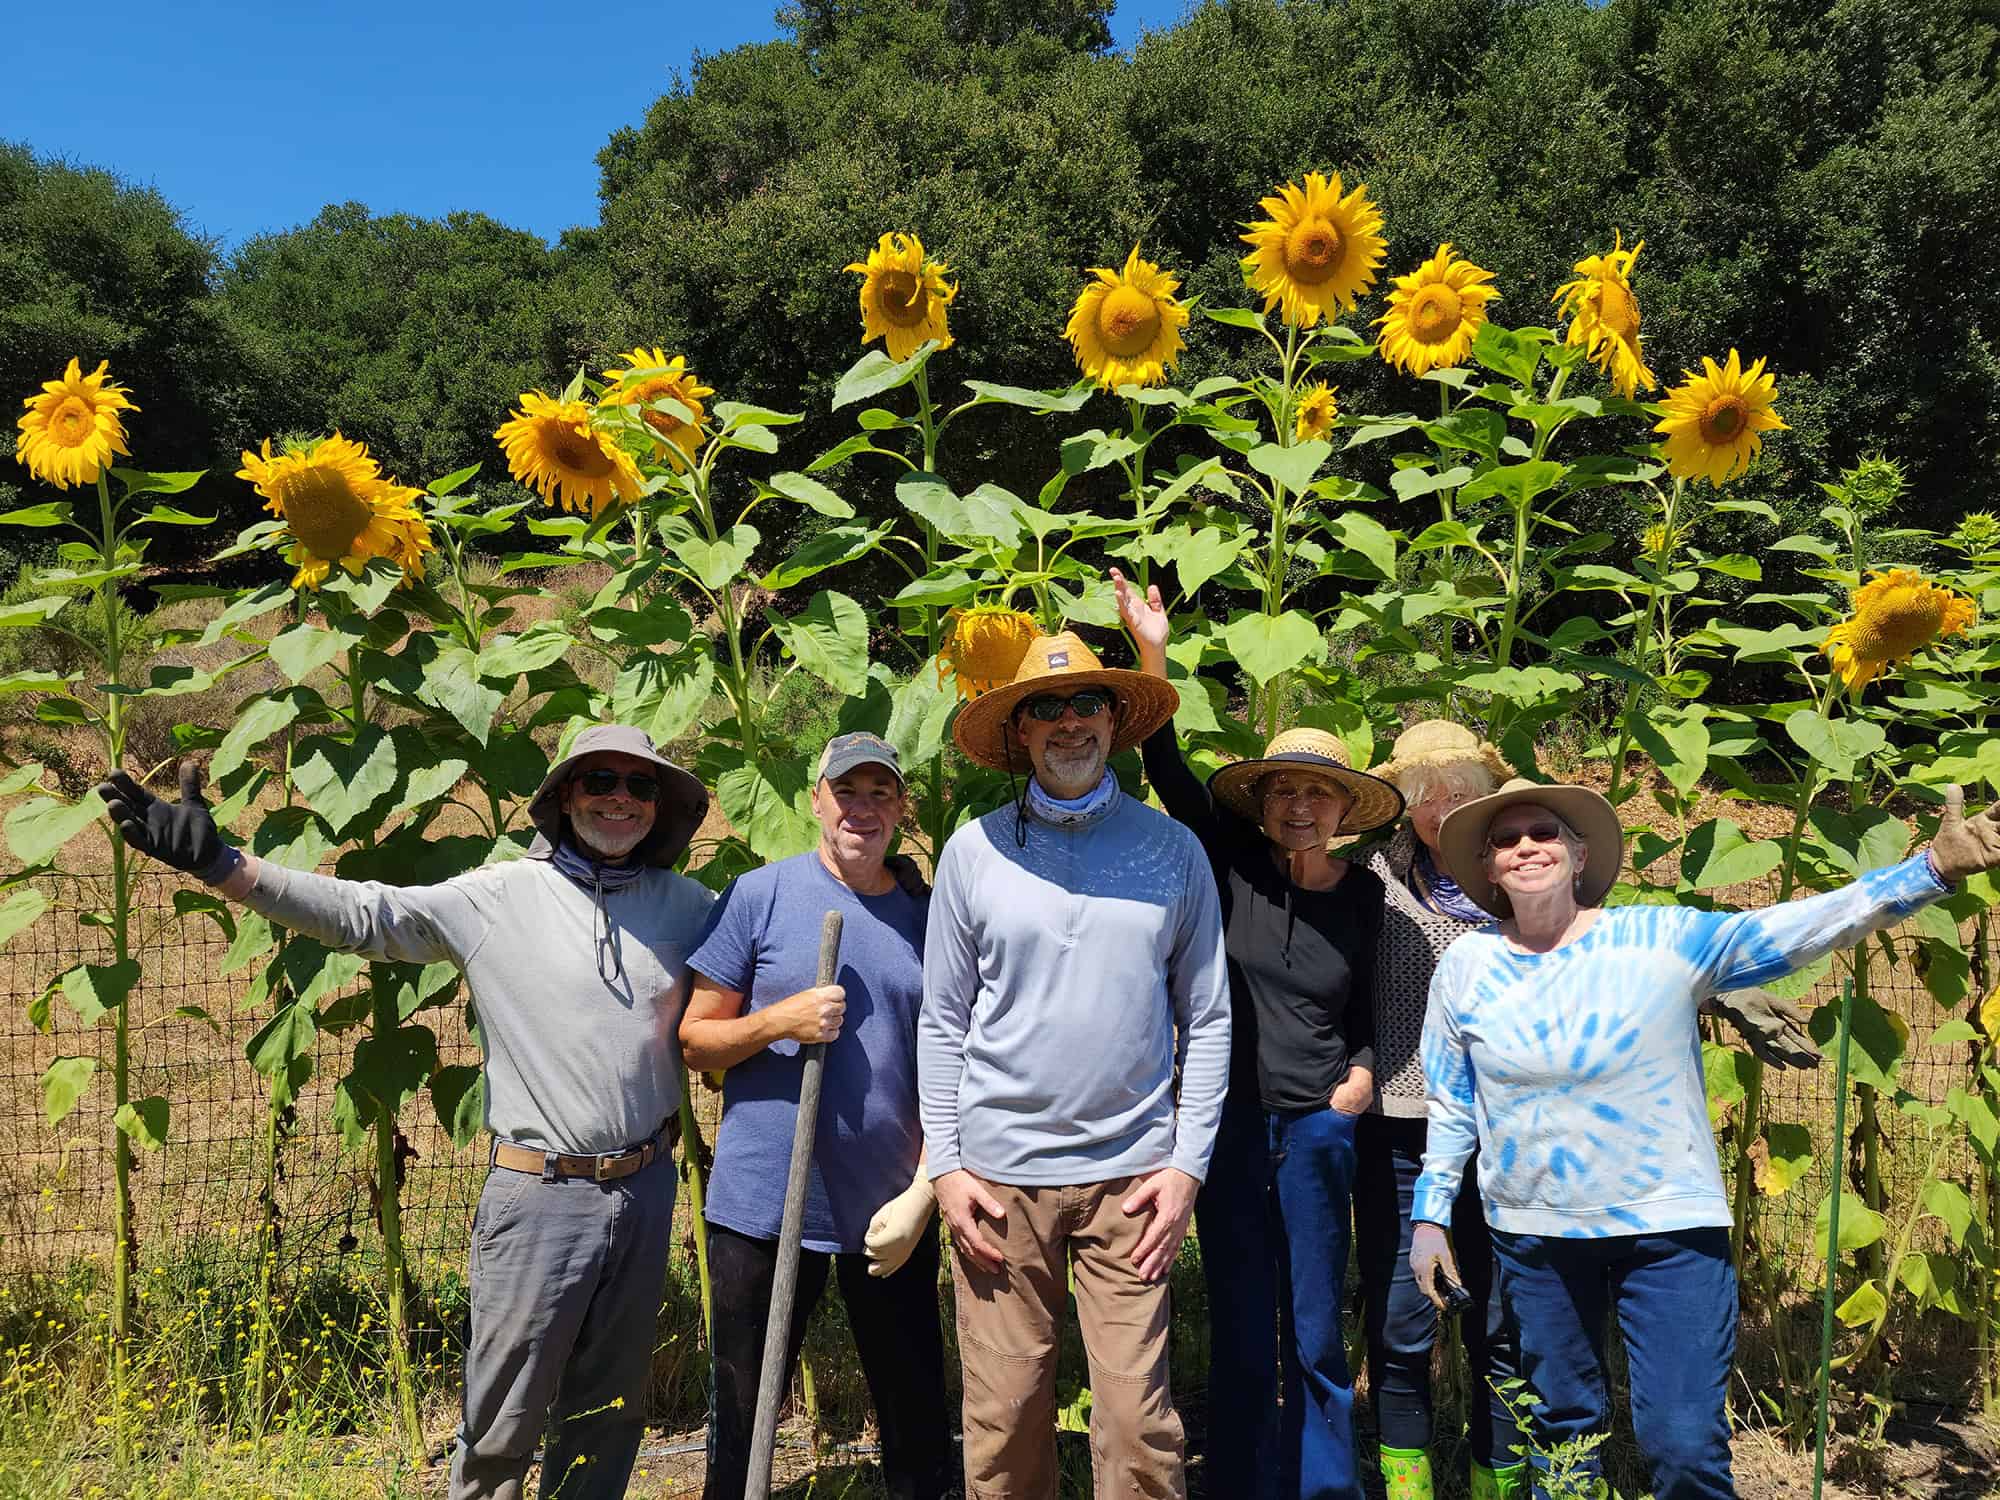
3, 1, 1191, 252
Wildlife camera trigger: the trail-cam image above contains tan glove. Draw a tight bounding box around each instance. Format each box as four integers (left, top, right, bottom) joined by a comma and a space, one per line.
1706, 988, 1821, 1070
1928, 784, 2000, 883
864, 1171, 937, 1279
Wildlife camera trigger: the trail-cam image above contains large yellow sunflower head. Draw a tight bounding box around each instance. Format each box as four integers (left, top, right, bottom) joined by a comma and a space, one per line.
937, 605, 1040, 701
600, 347, 714, 473
1374, 243, 1498, 377
1823, 569, 1977, 693
494, 392, 645, 518
1064, 245, 1190, 390
844, 232, 957, 361
14, 358, 138, 491
1294, 382, 1339, 443
1551, 231, 1656, 397
1239, 171, 1386, 329
236, 433, 434, 591
1653, 349, 1787, 486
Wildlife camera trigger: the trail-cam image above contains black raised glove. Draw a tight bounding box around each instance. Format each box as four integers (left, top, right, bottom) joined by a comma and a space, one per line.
97, 761, 234, 881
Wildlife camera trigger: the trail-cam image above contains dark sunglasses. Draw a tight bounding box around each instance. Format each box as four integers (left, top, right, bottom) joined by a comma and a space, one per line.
574, 769, 661, 802
1485, 822, 1564, 851
1017, 688, 1116, 723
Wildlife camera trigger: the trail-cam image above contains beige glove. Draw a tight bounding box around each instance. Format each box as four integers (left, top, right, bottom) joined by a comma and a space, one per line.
864, 1171, 937, 1279
1928, 784, 2000, 883
1706, 988, 1820, 1070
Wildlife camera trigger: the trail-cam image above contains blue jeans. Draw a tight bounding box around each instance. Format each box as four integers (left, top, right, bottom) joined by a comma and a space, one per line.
1353, 1114, 1520, 1466
1198, 1095, 1363, 1500
1489, 1228, 1738, 1500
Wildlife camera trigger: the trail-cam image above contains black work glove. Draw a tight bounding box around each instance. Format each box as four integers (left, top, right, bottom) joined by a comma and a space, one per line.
884, 852, 931, 900
97, 761, 235, 882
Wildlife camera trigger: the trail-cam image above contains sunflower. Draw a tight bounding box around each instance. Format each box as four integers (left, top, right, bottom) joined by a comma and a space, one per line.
1653, 350, 1786, 485
938, 605, 1039, 700
845, 232, 957, 361
1823, 569, 1976, 693
1294, 383, 1338, 442
495, 392, 644, 517
1551, 231, 1656, 397
1375, 244, 1498, 377
1064, 245, 1190, 390
599, 348, 713, 473
14, 359, 138, 490
237, 435, 434, 591
1239, 171, 1386, 329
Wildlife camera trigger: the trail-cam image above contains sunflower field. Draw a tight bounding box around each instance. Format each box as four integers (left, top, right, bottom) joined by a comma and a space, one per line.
6, 144, 2000, 1492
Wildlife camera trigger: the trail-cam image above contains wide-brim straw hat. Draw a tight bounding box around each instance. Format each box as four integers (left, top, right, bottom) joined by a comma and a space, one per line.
1437, 776, 1623, 918
1208, 728, 1406, 836
1376, 718, 1513, 790
951, 630, 1179, 772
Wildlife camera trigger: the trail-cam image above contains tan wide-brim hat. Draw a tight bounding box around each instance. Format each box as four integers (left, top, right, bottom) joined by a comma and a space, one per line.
951, 630, 1179, 772
1437, 776, 1623, 917
1208, 728, 1405, 836
1376, 718, 1513, 790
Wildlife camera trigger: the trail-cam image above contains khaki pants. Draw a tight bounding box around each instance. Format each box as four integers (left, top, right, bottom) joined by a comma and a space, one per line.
951, 1174, 1185, 1500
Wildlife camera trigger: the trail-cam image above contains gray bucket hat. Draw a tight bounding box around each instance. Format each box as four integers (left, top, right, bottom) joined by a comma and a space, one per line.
525, 723, 708, 869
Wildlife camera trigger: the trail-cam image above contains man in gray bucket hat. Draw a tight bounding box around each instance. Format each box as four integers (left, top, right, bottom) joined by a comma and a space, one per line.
98, 723, 715, 1500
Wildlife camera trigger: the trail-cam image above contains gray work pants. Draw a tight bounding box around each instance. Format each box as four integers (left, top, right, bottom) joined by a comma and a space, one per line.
449, 1151, 678, 1500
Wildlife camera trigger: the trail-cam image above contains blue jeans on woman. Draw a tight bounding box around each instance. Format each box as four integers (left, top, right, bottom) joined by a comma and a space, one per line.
1489, 1227, 1738, 1500
1197, 1093, 1364, 1500
1353, 1114, 1520, 1465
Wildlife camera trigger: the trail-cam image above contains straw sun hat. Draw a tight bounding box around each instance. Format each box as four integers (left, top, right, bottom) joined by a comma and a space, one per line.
1375, 718, 1513, 789
1208, 728, 1405, 835
1437, 777, 1624, 917
951, 631, 1179, 772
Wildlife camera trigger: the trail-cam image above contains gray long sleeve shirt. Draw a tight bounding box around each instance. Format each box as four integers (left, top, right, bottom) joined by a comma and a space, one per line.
242, 857, 715, 1156
916, 788, 1232, 1186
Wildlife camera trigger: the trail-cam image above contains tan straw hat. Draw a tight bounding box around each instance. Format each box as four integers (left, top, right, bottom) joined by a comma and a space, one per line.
951, 630, 1179, 772
1437, 777, 1624, 917
1208, 728, 1405, 836
1376, 718, 1513, 789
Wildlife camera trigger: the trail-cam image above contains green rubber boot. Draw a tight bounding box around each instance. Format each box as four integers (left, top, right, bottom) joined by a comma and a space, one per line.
1380, 1446, 1435, 1500
1470, 1460, 1529, 1500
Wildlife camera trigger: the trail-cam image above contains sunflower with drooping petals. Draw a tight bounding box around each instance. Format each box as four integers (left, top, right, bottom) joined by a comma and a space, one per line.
938, 605, 1039, 700
1375, 244, 1498, 377
1823, 569, 1976, 693
15, 359, 138, 490
495, 392, 645, 517
1065, 245, 1190, 390
599, 348, 713, 472
1239, 171, 1386, 328
237, 434, 434, 591
1552, 232, 1656, 397
1653, 349, 1787, 485
845, 233, 957, 361
1294, 383, 1338, 442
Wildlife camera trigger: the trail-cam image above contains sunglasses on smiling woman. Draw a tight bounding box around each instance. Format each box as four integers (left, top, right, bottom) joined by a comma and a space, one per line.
1485, 821, 1567, 852
573, 769, 661, 802
1017, 688, 1117, 722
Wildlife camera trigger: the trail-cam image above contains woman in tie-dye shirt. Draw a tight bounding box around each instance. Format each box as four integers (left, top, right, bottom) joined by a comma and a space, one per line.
1412, 776, 2000, 1500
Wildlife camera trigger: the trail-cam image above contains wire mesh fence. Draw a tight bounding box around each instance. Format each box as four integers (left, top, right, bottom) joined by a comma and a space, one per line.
0, 868, 1989, 1399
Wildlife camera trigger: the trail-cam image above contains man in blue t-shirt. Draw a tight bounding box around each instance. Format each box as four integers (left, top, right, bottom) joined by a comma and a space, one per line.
680, 731, 951, 1500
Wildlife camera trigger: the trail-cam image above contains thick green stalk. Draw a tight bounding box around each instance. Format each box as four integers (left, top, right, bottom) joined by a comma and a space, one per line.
1976, 914, 1997, 1418
1813, 980, 1857, 1500
373, 980, 423, 1462
678, 1071, 714, 1341
1606, 480, 1683, 804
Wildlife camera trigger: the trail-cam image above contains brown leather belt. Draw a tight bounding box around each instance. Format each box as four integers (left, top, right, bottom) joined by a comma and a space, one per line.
490, 1119, 678, 1182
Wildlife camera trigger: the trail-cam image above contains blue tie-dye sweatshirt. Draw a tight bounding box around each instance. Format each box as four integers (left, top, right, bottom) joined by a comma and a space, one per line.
1413, 853, 1950, 1237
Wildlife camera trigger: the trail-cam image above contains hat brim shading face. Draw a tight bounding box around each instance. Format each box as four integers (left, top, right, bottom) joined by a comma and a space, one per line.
1208, 751, 1405, 837
526, 723, 708, 868
1435, 779, 1623, 918
951, 634, 1179, 772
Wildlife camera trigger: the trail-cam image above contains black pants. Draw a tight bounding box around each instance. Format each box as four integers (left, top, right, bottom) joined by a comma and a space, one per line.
702, 1219, 955, 1500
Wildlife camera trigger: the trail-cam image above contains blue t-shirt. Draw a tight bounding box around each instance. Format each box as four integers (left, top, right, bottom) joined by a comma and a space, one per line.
688, 852, 927, 1254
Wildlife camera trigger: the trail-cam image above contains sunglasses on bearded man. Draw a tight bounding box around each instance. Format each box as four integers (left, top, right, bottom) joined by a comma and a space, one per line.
1015, 688, 1118, 723
573, 769, 661, 803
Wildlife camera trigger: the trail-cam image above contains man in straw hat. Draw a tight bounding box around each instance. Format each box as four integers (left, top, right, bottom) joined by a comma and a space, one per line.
1412, 773, 2000, 1500
1117, 566, 1403, 1500
918, 629, 1231, 1499
97, 724, 715, 1500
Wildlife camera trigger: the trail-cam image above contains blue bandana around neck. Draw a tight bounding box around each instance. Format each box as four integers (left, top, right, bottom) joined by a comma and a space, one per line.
1025, 769, 1119, 827
1413, 842, 1490, 923
552, 838, 648, 894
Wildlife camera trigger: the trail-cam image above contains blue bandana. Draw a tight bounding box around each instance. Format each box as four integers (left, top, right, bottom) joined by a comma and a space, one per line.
551, 838, 648, 893
1025, 769, 1119, 827
1414, 842, 1490, 922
